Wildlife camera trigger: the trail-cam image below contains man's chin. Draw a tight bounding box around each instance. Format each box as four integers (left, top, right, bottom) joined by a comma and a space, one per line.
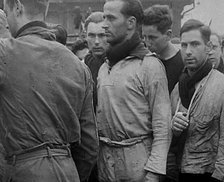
92, 51, 104, 57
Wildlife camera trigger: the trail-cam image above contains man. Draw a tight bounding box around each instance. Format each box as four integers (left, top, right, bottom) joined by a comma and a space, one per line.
83, 11, 108, 182
1, 0, 98, 181
170, 19, 224, 182
84, 11, 108, 113
97, 0, 171, 181
142, 5, 184, 94
208, 32, 224, 73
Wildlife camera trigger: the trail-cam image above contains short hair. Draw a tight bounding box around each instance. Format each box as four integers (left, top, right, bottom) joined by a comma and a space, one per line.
106, 0, 144, 26
71, 39, 88, 55
5, 0, 49, 17
143, 5, 173, 34
84, 11, 104, 31
47, 24, 67, 45
180, 19, 211, 44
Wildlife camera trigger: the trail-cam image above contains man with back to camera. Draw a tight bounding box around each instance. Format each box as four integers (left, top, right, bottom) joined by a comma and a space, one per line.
97, 0, 172, 181
142, 5, 184, 94
169, 19, 224, 182
1, 0, 98, 181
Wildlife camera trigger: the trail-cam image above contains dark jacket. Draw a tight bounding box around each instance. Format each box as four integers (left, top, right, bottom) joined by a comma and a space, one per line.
84, 53, 105, 113
0, 21, 98, 182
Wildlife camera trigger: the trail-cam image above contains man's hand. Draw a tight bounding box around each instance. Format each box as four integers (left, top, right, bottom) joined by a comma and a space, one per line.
142, 171, 159, 182
172, 112, 189, 136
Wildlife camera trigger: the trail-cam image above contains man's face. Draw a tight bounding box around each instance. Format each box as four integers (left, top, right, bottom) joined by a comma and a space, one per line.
181, 29, 209, 72
86, 22, 108, 57
208, 34, 222, 68
142, 25, 168, 54
103, 0, 128, 46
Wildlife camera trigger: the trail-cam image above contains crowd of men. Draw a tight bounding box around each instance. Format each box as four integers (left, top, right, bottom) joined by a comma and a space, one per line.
0, 0, 223, 182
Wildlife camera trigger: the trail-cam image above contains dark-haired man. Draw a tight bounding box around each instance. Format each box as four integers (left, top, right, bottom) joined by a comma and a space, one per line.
97, 0, 171, 181
170, 19, 224, 182
1, 0, 98, 181
142, 5, 184, 94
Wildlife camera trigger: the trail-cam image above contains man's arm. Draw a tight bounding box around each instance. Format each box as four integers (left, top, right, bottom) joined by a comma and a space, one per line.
141, 57, 172, 179
71, 67, 99, 182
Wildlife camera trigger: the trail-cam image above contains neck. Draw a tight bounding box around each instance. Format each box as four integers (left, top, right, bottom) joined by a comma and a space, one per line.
187, 56, 208, 77
159, 41, 178, 60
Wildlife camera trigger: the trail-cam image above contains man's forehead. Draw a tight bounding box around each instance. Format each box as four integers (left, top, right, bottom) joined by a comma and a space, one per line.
87, 22, 105, 33
181, 30, 203, 41
104, 0, 123, 14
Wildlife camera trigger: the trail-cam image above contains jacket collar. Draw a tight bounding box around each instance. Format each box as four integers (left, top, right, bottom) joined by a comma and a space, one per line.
127, 42, 149, 61
15, 21, 56, 41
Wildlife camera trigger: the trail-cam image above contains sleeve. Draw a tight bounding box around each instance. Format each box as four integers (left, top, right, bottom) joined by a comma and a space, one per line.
71, 66, 99, 182
212, 92, 224, 182
142, 57, 172, 175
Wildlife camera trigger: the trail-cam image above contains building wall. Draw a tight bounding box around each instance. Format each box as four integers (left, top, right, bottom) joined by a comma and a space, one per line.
46, 0, 193, 37
0, 0, 193, 38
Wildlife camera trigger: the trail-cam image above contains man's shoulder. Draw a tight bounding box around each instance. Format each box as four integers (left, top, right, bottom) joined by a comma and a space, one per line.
210, 69, 224, 83
142, 52, 165, 70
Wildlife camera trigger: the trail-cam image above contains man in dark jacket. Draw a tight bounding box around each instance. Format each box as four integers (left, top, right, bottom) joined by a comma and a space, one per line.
84, 11, 108, 113
83, 11, 108, 182
1, 0, 98, 181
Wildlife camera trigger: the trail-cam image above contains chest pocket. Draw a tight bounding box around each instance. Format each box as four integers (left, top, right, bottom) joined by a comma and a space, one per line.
188, 112, 219, 152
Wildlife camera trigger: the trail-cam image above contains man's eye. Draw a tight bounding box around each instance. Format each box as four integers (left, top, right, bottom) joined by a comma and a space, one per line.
192, 42, 199, 47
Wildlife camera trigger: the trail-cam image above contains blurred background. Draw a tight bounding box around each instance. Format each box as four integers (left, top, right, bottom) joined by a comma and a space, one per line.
0, 0, 222, 45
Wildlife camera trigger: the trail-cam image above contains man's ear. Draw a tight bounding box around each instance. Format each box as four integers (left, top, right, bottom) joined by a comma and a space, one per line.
206, 40, 213, 53
127, 16, 136, 30
165, 29, 172, 41
14, 0, 23, 17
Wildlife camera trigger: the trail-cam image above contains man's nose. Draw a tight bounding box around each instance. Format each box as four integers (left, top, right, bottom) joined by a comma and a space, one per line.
95, 36, 99, 44
185, 45, 192, 55
102, 20, 108, 29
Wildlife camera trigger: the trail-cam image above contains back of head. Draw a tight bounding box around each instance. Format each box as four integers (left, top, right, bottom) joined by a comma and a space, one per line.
84, 11, 104, 31
47, 24, 67, 45
71, 39, 88, 55
143, 4, 173, 34
180, 19, 211, 44
5, 0, 49, 18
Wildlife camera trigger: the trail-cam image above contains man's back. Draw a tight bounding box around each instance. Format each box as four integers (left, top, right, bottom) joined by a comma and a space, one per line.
0, 24, 98, 182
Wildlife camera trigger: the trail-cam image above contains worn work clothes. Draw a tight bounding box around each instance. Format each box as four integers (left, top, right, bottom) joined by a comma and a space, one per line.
0, 21, 98, 182
171, 69, 224, 182
97, 43, 171, 182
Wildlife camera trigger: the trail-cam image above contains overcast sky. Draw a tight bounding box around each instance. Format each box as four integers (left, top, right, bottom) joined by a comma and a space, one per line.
182, 0, 224, 35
